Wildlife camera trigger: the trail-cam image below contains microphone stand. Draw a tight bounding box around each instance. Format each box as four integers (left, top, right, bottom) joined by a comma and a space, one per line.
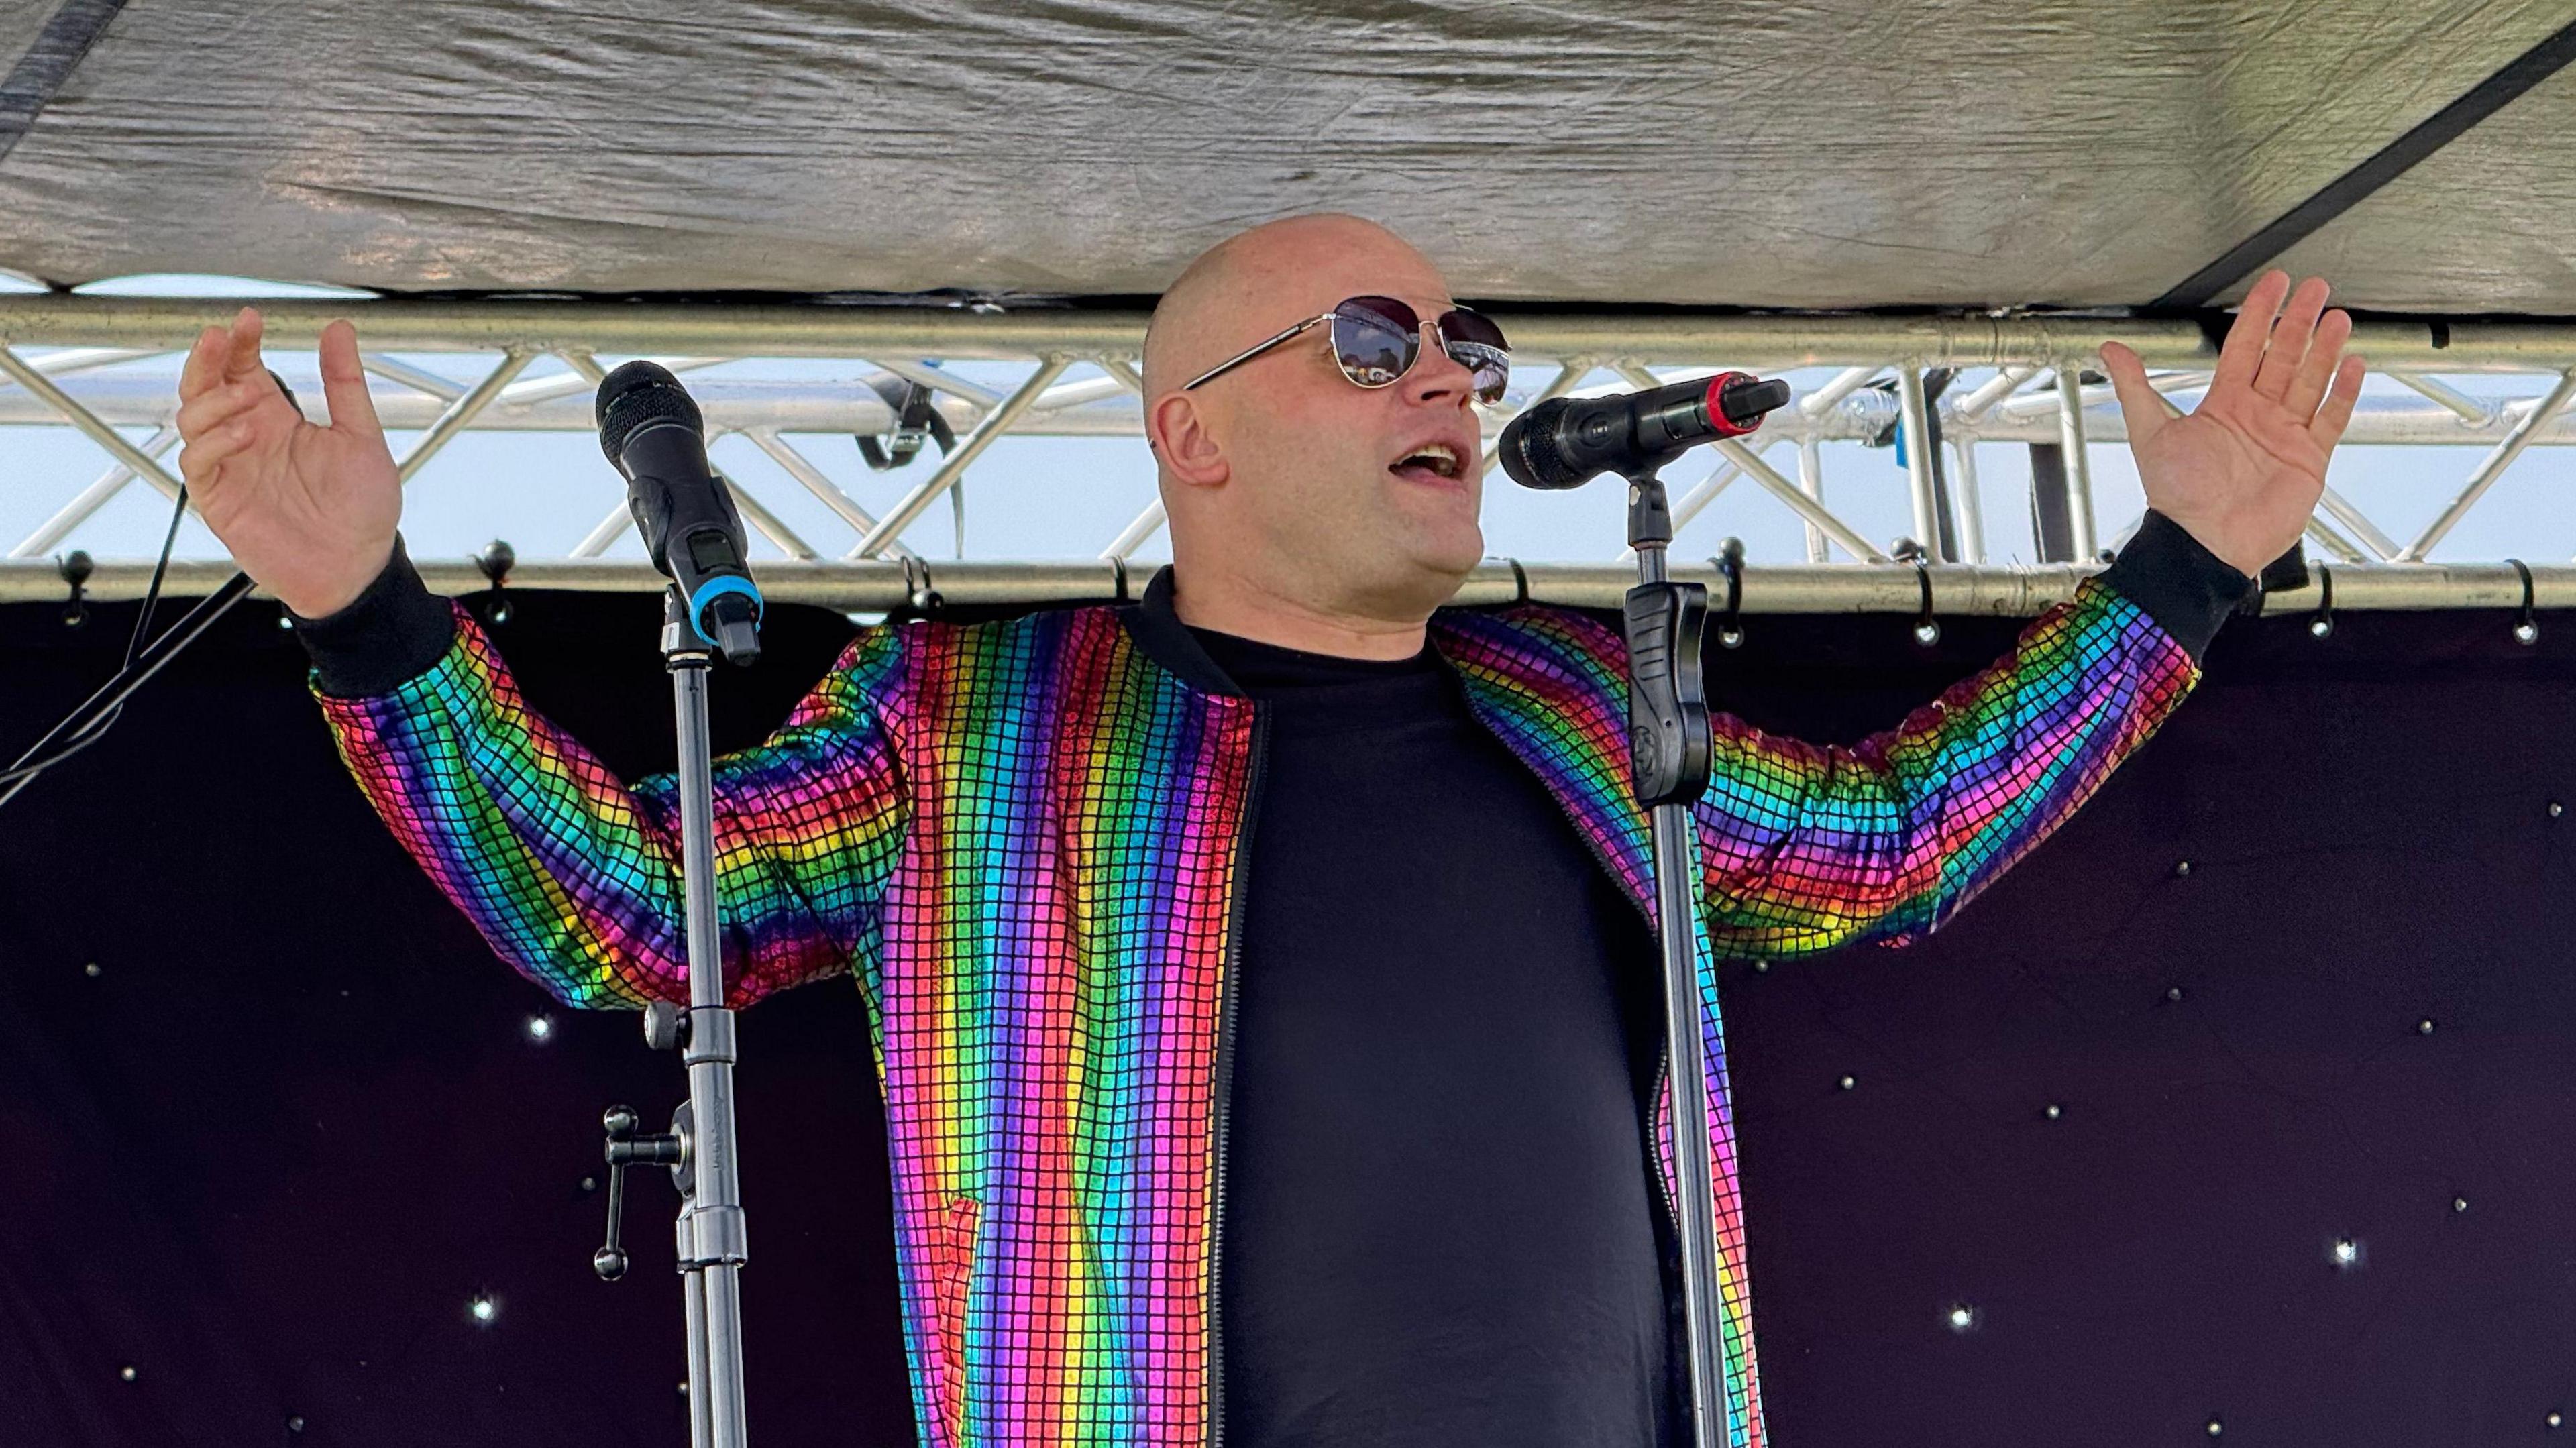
1619, 467, 1729, 1448
595, 587, 753, 1448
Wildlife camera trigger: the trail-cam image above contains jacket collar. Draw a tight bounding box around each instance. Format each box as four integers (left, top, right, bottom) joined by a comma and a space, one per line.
1117, 566, 1248, 698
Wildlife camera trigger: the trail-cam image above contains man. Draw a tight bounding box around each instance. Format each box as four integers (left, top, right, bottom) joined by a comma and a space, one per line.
175, 213, 2361, 1447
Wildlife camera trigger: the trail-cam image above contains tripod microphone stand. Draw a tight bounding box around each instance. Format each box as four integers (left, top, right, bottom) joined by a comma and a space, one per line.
588, 361, 767, 1448
1496, 369, 1792, 1448
1619, 467, 1729, 1448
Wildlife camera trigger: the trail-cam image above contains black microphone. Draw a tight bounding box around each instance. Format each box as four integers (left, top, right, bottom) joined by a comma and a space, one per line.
596, 362, 764, 665
1499, 372, 1792, 490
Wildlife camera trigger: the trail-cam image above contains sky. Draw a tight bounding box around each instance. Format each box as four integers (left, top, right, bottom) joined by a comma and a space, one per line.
3, 273, 2570, 576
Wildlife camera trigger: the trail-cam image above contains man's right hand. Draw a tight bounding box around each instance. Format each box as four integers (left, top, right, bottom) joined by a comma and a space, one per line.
177, 308, 400, 619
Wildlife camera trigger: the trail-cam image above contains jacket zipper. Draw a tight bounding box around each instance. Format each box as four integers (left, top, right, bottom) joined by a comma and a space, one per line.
1207, 704, 1267, 1447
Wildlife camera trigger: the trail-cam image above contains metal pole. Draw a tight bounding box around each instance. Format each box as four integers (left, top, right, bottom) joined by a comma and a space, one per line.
1794, 437, 1828, 563
1621, 475, 1727, 1448
1895, 366, 1945, 560
2053, 366, 2099, 560
668, 620, 750, 1448
1949, 439, 1986, 563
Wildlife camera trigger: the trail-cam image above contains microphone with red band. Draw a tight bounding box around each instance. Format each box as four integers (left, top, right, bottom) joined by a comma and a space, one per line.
1498, 371, 1792, 490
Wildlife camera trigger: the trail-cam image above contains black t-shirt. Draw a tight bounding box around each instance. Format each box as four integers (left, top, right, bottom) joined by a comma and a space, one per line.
1194, 626, 1676, 1448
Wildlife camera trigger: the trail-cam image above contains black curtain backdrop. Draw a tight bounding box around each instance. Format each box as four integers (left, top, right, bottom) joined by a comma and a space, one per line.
3, 586, 2571, 1446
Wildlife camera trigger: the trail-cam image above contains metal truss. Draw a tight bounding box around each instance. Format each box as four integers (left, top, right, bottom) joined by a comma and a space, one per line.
3, 294, 2576, 612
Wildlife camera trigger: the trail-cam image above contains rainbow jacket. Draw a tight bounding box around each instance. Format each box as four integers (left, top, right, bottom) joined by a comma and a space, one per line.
311, 534, 2221, 1448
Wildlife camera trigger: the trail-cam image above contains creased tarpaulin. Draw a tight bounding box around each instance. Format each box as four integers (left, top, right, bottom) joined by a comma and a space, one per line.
0, 0, 2567, 310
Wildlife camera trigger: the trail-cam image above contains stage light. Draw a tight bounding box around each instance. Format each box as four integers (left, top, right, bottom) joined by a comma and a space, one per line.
2332, 1237, 2357, 1266
1946, 1304, 1974, 1331
470, 1296, 496, 1324
2044, 1103, 2062, 1120
2418, 1018, 2436, 1035
2547, 1411, 2562, 1428
1837, 1074, 1856, 1091
2207, 1419, 2224, 1437
527, 1015, 554, 1042
119, 1365, 136, 1382
2453, 1196, 2469, 1213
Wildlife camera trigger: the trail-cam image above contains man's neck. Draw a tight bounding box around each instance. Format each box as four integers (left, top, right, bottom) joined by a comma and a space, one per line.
1169, 571, 1430, 661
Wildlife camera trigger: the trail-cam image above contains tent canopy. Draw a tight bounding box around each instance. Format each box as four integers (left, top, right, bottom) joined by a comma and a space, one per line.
0, 0, 2567, 311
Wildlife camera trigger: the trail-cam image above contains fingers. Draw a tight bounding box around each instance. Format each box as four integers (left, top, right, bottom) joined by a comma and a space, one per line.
2307, 355, 2367, 451
177, 413, 259, 487
175, 374, 281, 439
2251, 276, 2332, 401
2279, 307, 2354, 420
2097, 341, 2168, 449
317, 319, 384, 440
2212, 270, 2290, 396
219, 306, 267, 384
178, 323, 228, 403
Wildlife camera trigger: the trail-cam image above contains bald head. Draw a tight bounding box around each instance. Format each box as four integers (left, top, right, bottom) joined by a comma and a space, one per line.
1138, 213, 1487, 656
1142, 213, 1445, 400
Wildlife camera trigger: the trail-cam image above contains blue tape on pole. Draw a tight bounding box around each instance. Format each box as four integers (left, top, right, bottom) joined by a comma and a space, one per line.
688, 575, 765, 646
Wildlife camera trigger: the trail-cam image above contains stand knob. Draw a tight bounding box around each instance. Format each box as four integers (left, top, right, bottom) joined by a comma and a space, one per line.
643, 999, 689, 1052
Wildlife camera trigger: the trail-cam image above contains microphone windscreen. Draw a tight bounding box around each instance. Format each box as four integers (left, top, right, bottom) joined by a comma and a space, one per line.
1499, 398, 1576, 490
596, 361, 703, 466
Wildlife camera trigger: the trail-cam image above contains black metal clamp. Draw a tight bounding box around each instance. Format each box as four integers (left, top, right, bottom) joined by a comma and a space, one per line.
1910, 558, 1940, 647
2308, 563, 2335, 639
901, 556, 941, 617
2510, 559, 2540, 645
1710, 538, 1746, 649
57, 549, 91, 629
475, 539, 517, 626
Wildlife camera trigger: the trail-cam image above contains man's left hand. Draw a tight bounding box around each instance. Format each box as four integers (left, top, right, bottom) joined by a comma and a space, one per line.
2101, 269, 2365, 577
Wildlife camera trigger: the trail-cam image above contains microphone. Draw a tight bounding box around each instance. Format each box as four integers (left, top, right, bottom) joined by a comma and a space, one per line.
596, 361, 764, 665
1499, 372, 1792, 490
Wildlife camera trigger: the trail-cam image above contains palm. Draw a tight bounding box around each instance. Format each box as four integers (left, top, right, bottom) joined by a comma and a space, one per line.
2101, 271, 2364, 577
178, 311, 400, 616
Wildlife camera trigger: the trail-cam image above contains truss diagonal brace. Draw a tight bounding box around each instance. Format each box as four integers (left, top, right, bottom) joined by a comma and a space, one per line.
396, 351, 535, 482
0, 345, 188, 501
2400, 369, 2576, 561
1708, 437, 1889, 563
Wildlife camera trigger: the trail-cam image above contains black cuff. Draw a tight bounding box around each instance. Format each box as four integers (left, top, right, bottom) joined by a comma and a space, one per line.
2097, 511, 2252, 663
290, 536, 458, 698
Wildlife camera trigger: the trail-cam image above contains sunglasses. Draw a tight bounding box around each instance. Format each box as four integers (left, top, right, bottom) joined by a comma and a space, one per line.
1182, 294, 1513, 405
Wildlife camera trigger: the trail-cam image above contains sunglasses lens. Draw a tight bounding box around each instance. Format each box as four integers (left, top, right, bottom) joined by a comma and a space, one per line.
1331, 296, 1420, 387
1438, 309, 1512, 404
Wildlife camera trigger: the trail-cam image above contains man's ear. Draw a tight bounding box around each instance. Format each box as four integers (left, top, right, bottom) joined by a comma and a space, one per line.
1147, 391, 1230, 490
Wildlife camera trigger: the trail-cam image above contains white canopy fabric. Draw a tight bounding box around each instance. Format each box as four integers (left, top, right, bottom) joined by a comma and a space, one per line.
0, 0, 2567, 311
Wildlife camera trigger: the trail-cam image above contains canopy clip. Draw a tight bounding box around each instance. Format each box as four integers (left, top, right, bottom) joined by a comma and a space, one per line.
475, 539, 516, 626
56, 548, 90, 629
2308, 563, 2334, 640
1710, 537, 1746, 649
1911, 558, 1940, 647
2511, 559, 2540, 645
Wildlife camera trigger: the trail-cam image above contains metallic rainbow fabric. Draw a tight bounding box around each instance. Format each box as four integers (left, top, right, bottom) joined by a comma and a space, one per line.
318, 578, 2195, 1448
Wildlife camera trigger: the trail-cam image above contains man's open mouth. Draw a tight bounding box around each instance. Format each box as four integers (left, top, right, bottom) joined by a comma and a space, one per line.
1391, 442, 1466, 482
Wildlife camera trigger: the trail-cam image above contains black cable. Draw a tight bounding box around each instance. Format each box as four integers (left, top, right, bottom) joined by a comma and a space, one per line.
0, 478, 206, 791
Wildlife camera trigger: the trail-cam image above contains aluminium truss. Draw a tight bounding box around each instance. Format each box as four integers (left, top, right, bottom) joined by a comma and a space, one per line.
3, 294, 2575, 615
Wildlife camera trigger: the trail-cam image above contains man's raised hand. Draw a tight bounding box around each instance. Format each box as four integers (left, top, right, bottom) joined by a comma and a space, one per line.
2100, 270, 2366, 578
176, 308, 400, 618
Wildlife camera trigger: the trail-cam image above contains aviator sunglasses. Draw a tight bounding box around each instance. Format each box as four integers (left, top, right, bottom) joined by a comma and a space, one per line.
1183, 294, 1513, 404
